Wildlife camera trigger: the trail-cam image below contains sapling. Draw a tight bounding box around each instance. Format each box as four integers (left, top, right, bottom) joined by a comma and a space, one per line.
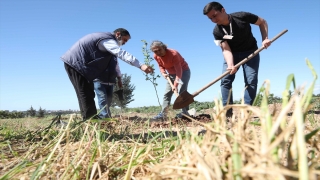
141, 40, 162, 107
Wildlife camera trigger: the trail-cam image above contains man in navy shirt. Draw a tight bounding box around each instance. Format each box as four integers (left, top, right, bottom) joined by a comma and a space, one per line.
203, 2, 271, 117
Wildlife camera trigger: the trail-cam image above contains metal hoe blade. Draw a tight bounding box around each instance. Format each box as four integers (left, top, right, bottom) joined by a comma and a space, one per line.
173, 90, 194, 109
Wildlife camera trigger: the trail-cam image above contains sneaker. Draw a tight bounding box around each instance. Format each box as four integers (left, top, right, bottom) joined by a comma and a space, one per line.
175, 112, 190, 118
151, 112, 166, 121
55, 120, 68, 128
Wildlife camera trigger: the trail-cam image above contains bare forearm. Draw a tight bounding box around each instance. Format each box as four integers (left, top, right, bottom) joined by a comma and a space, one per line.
259, 18, 268, 40
222, 50, 234, 67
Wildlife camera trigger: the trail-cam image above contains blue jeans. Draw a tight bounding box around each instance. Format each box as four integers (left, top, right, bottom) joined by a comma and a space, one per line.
221, 50, 260, 107
93, 81, 114, 118
161, 69, 191, 114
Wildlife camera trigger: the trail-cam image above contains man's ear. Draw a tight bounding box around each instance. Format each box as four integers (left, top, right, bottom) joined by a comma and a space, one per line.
221, 8, 226, 13
115, 32, 120, 37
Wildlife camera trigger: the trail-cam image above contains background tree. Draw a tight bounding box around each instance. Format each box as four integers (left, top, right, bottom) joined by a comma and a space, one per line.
0, 110, 10, 119
27, 106, 36, 117
112, 73, 135, 108
10, 111, 25, 119
37, 107, 46, 117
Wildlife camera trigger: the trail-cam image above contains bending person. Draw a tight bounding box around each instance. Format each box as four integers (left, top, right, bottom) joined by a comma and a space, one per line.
150, 40, 191, 120
61, 28, 153, 120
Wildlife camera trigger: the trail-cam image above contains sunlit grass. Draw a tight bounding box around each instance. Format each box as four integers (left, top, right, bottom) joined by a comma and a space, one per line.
0, 59, 319, 180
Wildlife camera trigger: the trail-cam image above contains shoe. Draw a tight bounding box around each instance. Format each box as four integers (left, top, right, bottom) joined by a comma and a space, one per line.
175, 112, 190, 118
151, 112, 166, 121
55, 120, 68, 128
226, 109, 233, 118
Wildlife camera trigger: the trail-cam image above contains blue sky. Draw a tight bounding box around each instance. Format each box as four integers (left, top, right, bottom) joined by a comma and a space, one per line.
0, 0, 319, 111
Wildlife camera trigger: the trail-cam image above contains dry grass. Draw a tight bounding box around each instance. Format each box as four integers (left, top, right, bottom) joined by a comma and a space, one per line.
1, 92, 319, 179
1, 59, 319, 180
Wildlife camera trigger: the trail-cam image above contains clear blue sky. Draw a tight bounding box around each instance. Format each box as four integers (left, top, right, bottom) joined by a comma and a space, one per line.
0, 0, 319, 111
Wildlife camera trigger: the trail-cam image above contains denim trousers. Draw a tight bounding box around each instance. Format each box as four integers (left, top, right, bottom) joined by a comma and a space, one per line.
93, 81, 114, 118
221, 50, 260, 107
161, 69, 191, 114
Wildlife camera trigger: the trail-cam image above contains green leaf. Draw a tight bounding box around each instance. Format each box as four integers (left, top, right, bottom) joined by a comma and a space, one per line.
305, 128, 320, 142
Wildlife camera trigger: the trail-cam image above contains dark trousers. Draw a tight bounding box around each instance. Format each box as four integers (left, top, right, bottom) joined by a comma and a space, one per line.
220, 50, 260, 107
64, 63, 97, 120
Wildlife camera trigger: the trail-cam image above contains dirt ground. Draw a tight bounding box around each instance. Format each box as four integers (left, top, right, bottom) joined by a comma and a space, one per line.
107, 103, 320, 132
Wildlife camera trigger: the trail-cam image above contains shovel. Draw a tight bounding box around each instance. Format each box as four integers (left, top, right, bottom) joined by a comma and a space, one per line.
166, 75, 197, 117
173, 29, 288, 109
166, 75, 179, 97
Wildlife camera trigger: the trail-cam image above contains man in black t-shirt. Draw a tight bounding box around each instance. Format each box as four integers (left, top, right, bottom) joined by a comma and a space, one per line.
203, 2, 271, 117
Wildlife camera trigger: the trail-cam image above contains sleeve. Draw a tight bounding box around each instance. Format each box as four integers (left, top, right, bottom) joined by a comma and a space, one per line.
239, 11, 259, 24
154, 55, 166, 74
213, 26, 224, 40
99, 39, 142, 68
213, 26, 225, 45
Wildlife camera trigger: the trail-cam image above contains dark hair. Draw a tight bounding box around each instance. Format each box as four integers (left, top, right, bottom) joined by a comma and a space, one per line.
203, 2, 224, 15
113, 28, 130, 37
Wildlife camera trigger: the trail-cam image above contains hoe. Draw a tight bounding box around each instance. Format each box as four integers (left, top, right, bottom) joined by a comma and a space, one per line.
173, 29, 288, 109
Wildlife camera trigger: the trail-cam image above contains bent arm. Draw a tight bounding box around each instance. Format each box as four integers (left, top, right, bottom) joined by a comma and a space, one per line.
220, 41, 237, 74
173, 53, 184, 88
255, 17, 272, 48
255, 17, 268, 41
220, 41, 233, 67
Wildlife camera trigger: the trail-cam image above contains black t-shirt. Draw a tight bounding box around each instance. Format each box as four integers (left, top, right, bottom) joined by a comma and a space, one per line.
213, 11, 259, 52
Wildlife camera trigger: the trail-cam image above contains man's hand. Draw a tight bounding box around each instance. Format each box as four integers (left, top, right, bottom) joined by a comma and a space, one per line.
140, 64, 154, 74
117, 77, 123, 88
262, 38, 272, 49
227, 66, 238, 75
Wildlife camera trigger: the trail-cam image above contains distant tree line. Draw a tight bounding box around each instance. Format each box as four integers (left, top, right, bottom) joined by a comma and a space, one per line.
0, 106, 45, 119
0, 106, 80, 119
1, 91, 319, 119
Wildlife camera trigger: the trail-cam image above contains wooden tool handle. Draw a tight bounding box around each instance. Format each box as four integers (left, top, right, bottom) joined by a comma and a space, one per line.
166, 76, 179, 97
192, 29, 288, 97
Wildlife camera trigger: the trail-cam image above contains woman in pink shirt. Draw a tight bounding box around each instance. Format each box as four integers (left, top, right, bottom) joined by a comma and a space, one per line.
150, 40, 191, 120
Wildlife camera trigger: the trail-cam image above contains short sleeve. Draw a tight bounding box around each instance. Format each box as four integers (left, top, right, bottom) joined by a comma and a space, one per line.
237, 11, 259, 24
213, 26, 224, 40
